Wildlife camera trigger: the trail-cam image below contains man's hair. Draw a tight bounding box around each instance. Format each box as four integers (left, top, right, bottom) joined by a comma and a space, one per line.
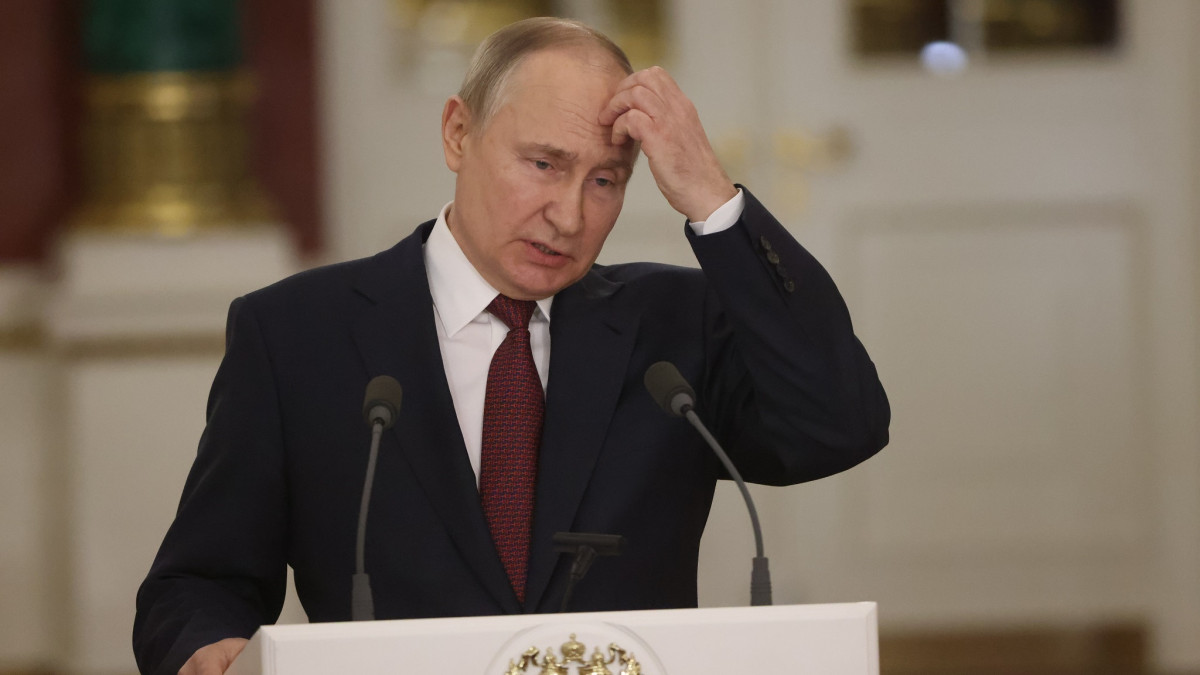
458, 17, 634, 127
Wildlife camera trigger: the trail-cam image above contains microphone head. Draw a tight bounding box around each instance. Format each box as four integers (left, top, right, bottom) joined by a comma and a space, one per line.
643, 361, 696, 417
362, 375, 403, 429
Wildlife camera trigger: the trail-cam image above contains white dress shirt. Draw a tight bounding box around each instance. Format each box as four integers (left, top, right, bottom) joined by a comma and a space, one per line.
423, 190, 745, 484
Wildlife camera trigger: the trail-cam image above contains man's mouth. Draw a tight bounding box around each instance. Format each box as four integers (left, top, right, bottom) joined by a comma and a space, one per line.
531, 242, 562, 256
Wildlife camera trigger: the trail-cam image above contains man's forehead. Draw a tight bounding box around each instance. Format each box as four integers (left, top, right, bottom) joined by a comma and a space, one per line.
493, 51, 635, 166
505, 47, 626, 100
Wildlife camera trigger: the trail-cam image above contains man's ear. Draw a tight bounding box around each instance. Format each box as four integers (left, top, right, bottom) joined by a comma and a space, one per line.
441, 96, 472, 173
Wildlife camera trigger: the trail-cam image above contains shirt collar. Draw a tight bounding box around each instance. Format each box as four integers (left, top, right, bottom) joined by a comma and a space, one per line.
423, 202, 553, 337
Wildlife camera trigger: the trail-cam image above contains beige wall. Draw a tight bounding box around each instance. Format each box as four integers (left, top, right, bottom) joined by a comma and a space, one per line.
1, 1, 1198, 672
0, 347, 54, 666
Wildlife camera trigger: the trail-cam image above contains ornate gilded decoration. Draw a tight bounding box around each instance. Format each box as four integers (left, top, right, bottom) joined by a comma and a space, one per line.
395, 0, 552, 50
54, 333, 227, 359
392, 0, 667, 68
503, 633, 644, 675
601, 0, 666, 68
75, 71, 272, 235
852, 0, 1119, 57
73, 0, 274, 235
0, 323, 46, 352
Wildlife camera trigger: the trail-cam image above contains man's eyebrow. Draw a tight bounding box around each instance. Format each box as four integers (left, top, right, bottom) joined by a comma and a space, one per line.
520, 142, 633, 173
596, 157, 634, 173
520, 143, 577, 162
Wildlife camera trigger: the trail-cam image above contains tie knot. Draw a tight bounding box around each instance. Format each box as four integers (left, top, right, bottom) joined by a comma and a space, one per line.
487, 295, 536, 330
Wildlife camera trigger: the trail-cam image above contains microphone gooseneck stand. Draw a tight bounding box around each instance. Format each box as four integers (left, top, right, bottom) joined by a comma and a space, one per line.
353, 375, 403, 621
644, 361, 772, 606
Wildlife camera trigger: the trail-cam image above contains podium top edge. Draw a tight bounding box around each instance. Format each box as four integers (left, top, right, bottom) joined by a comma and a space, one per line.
255, 602, 878, 641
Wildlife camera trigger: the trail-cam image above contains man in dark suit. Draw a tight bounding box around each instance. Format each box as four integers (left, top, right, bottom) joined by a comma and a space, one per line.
134, 17, 889, 675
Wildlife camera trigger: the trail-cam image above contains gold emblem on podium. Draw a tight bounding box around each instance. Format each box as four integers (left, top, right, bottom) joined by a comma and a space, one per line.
503, 633, 643, 675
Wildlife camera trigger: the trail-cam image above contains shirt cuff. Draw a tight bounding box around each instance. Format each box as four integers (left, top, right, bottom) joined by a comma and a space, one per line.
687, 188, 746, 236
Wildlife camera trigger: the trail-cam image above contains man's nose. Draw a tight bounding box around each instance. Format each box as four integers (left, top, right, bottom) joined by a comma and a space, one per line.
545, 180, 585, 236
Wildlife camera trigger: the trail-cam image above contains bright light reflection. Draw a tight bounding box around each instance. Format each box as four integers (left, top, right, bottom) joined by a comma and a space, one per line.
920, 41, 969, 77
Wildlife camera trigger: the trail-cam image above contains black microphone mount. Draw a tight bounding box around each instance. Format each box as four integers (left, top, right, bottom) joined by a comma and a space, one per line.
553, 532, 626, 613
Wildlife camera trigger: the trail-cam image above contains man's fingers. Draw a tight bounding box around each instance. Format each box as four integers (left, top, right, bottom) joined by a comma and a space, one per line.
625, 67, 685, 104
613, 66, 678, 96
611, 109, 654, 147
605, 65, 733, 220
217, 637, 249, 667
600, 83, 666, 126
599, 65, 687, 127
179, 638, 249, 675
193, 660, 224, 675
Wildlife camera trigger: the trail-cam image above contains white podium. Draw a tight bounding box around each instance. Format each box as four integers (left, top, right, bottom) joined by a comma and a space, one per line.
228, 602, 879, 674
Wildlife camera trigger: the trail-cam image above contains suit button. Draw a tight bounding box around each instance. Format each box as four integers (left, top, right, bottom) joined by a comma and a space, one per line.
759, 236, 773, 251
783, 279, 796, 293
766, 250, 780, 264
775, 263, 789, 278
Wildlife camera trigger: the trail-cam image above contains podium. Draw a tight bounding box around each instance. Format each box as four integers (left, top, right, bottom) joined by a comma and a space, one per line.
228, 602, 879, 674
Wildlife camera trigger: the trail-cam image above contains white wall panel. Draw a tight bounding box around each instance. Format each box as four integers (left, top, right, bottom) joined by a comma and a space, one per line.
0, 352, 54, 668
805, 204, 1154, 624
66, 356, 220, 673
847, 209, 1146, 555
0, 267, 55, 670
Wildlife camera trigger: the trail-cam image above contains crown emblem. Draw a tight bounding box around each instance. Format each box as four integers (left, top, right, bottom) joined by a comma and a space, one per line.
503, 633, 643, 675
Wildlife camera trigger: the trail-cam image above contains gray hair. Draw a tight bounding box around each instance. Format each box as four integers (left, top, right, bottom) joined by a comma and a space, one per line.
458, 17, 633, 127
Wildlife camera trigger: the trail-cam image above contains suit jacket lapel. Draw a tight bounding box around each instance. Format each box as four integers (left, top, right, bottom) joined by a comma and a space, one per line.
350, 222, 520, 613
523, 270, 639, 612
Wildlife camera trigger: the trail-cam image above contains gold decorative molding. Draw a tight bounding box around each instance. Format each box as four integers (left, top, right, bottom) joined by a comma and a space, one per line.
772, 127, 855, 173
605, 0, 667, 67
768, 125, 856, 216
0, 324, 46, 353
73, 71, 273, 237
851, 0, 1119, 57
394, 0, 551, 49
0, 323, 226, 359
53, 333, 226, 360
392, 0, 667, 68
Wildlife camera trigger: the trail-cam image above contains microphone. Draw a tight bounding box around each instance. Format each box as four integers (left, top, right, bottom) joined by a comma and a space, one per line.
352, 375, 403, 621
644, 361, 696, 416
363, 375, 403, 429
644, 361, 772, 606
552, 532, 626, 612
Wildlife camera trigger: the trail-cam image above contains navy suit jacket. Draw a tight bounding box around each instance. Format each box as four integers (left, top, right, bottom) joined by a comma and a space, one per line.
133, 189, 889, 675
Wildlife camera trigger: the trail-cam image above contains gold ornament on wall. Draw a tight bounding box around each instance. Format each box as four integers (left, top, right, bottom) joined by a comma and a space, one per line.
73, 1, 275, 236
851, 0, 1119, 57
392, 0, 668, 69
74, 71, 273, 236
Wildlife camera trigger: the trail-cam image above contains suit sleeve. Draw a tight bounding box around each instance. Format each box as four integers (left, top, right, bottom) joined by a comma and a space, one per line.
133, 297, 288, 675
686, 186, 890, 485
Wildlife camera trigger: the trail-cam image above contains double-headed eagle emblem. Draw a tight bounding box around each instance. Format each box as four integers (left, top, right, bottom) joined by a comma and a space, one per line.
503, 633, 643, 675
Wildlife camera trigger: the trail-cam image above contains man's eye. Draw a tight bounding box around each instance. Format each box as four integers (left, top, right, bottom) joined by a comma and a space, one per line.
533, 160, 552, 170
594, 177, 612, 187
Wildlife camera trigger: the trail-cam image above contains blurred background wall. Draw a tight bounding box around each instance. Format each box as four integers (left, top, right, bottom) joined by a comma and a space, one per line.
1, 1, 1197, 673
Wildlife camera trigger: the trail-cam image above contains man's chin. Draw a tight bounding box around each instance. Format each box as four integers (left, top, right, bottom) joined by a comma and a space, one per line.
506, 269, 585, 300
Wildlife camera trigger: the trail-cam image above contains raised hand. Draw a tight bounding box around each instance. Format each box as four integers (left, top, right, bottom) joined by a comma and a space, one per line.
599, 66, 738, 223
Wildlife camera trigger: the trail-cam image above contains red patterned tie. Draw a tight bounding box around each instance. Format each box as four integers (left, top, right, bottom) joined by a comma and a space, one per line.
480, 294, 543, 604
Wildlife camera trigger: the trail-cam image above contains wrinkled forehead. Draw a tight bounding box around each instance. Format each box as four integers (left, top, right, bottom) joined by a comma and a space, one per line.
488, 46, 628, 123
